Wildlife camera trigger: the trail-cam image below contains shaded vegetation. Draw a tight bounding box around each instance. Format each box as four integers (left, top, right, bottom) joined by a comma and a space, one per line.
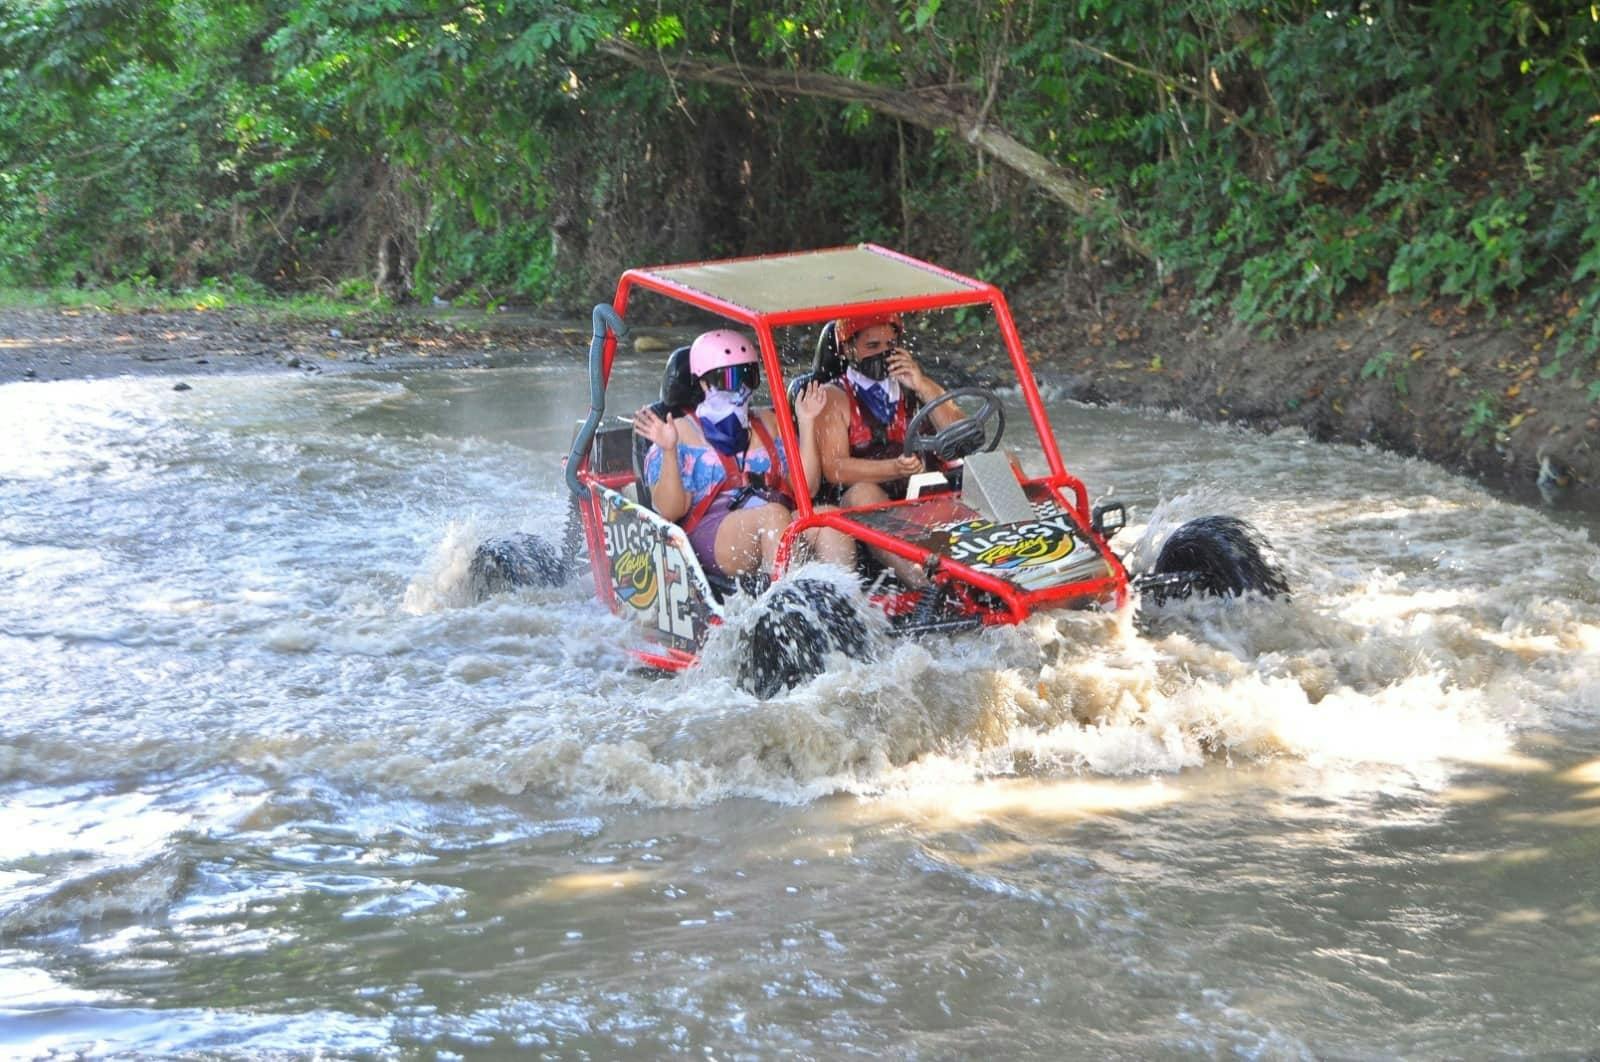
0, 274, 381, 318
3, 0, 1597, 378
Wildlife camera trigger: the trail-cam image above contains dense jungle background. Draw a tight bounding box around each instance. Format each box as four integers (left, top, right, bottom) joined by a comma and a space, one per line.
2, 0, 1598, 496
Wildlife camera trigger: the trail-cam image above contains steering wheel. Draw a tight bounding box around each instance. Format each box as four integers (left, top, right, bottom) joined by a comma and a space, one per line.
903, 387, 1006, 463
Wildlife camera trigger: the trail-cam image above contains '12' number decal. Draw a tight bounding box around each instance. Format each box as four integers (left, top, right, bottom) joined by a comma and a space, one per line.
655, 541, 694, 641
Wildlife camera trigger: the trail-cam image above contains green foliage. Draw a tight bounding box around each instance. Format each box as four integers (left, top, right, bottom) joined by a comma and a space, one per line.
2, 0, 1598, 334
1, 0, 365, 289
1461, 391, 1500, 440
1556, 170, 1600, 364
1360, 349, 1409, 397
1389, 192, 1535, 314
0, 277, 382, 317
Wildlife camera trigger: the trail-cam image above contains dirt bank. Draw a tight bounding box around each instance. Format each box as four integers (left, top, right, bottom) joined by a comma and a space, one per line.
1, 294, 1594, 513
1012, 282, 1598, 513
0, 305, 580, 382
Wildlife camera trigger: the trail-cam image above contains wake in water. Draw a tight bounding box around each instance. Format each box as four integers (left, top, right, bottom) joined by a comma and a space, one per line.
369, 488, 1558, 808
4, 373, 1595, 813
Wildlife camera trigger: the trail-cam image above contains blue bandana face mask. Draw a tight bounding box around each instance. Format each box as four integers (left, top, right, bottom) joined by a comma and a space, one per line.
696, 386, 752, 455
846, 368, 900, 426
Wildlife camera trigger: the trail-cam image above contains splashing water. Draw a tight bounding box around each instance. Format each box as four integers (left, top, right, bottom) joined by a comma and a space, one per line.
3, 364, 1598, 1057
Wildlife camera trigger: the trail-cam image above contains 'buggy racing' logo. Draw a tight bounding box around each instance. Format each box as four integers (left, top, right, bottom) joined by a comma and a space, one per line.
602, 501, 659, 610
596, 488, 707, 646
946, 513, 1078, 571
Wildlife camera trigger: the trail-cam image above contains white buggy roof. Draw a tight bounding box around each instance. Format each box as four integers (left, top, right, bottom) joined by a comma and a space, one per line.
630, 244, 989, 319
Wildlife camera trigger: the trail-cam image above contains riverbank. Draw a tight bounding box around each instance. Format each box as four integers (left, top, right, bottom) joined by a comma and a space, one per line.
1, 291, 1594, 512
1011, 280, 1596, 513
0, 304, 580, 382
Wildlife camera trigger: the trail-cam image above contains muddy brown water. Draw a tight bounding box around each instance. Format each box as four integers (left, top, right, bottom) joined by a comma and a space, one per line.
3, 357, 1599, 1057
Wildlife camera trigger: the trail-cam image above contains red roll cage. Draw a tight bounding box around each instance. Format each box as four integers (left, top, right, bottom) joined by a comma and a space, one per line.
573, 244, 1123, 667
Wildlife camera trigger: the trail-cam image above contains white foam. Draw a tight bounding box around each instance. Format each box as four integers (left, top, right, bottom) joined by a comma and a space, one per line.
401, 519, 487, 614
1, 368, 1596, 812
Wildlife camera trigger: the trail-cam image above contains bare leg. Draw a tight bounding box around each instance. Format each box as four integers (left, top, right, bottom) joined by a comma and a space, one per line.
712, 502, 793, 577
840, 482, 928, 587
798, 504, 857, 568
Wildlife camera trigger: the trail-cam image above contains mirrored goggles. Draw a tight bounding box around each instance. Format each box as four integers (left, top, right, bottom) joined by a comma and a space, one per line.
701, 362, 761, 393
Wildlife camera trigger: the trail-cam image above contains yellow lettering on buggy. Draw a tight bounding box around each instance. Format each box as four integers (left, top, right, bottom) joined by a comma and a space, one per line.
613, 549, 658, 611
972, 533, 1074, 568
949, 513, 1079, 573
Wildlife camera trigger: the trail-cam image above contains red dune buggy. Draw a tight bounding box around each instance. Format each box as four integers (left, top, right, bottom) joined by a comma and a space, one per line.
473, 245, 1286, 695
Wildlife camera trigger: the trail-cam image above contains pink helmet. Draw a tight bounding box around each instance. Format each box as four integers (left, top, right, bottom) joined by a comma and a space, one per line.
689, 329, 758, 378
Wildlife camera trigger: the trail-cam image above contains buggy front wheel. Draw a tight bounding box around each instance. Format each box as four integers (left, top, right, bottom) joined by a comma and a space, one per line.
1138, 516, 1289, 605
737, 577, 874, 697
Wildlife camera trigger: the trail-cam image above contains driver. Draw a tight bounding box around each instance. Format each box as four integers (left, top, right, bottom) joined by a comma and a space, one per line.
815, 312, 963, 507
816, 313, 963, 586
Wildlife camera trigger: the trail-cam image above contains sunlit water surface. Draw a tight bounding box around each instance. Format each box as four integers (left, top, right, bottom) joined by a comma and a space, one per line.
3, 359, 1599, 1057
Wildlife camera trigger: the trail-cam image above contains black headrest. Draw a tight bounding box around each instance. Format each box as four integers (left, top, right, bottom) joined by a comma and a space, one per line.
787, 371, 818, 406
812, 321, 847, 383
660, 346, 699, 415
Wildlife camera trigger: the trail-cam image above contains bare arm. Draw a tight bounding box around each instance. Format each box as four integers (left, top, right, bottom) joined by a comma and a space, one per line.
786, 381, 830, 497
633, 406, 689, 521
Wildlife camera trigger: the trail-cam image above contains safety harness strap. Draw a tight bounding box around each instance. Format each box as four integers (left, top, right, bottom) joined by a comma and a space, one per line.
680, 416, 786, 534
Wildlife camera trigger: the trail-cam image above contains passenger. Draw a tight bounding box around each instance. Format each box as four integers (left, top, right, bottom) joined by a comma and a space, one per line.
632, 329, 852, 582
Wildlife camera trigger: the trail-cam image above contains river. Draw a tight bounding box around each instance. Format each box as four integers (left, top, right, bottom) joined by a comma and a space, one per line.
3, 357, 1598, 1057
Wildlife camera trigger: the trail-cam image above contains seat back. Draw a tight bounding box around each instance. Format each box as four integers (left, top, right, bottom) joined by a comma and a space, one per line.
787, 371, 818, 407
633, 346, 700, 511
812, 321, 847, 384
631, 401, 670, 511
660, 345, 700, 415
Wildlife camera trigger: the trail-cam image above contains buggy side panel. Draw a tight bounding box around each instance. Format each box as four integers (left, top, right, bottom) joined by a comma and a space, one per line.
592, 484, 722, 652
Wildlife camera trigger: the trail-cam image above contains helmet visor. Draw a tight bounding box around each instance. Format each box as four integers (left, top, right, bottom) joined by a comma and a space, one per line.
701, 362, 761, 393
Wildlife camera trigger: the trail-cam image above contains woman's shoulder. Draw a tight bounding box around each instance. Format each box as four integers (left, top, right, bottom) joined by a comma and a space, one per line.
646, 417, 710, 462
751, 408, 793, 443
673, 413, 708, 446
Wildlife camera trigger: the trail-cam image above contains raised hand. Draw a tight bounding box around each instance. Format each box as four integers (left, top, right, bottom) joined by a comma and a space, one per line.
887, 348, 930, 393
794, 380, 828, 424
632, 405, 679, 450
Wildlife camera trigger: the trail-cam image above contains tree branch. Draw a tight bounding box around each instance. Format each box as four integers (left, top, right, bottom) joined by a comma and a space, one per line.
1062, 36, 1252, 134
598, 39, 1152, 263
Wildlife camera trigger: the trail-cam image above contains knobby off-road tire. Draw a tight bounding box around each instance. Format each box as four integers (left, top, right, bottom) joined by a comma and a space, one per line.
737, 578, 873, 698
1149, 516, 1289, 603
469, 532, 568, 600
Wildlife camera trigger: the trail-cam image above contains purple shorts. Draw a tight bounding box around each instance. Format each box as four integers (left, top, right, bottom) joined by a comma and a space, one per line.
688, 492, 774, 579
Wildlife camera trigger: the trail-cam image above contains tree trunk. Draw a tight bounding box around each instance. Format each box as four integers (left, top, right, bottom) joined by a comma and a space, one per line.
598, 40, 1153, 264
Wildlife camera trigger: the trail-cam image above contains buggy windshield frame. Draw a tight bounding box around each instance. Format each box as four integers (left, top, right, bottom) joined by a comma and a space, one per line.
601, 244, 1072, 522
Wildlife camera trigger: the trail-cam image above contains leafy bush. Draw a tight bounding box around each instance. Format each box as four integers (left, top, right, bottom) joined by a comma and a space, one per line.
3, 0, 1597, 332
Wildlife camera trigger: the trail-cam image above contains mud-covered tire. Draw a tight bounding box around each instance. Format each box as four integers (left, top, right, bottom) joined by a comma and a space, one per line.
1149, 515, 1289, 602
738, 578, 873, 698
469, 532, 567, 600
